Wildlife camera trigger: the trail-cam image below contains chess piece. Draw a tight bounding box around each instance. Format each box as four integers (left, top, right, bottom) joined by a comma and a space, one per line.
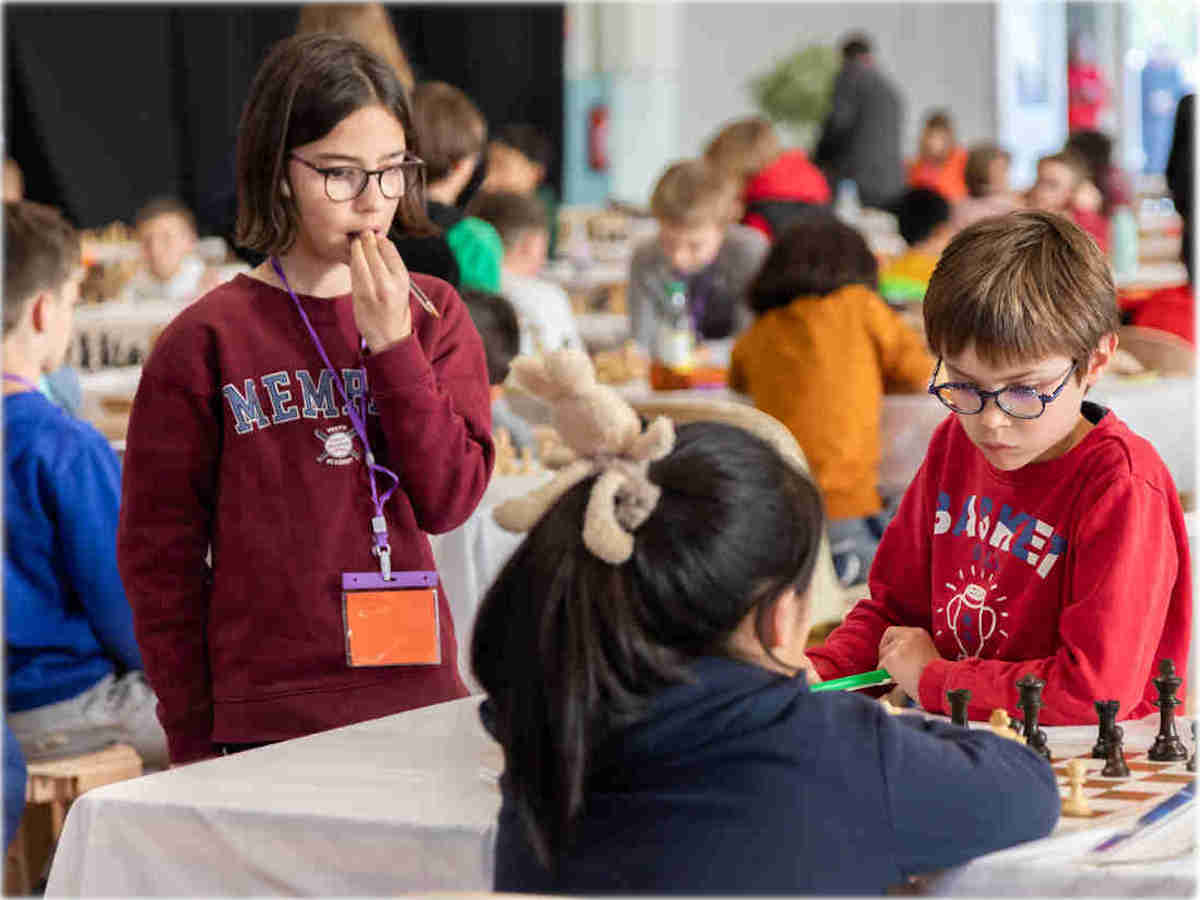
947, 688, 971, 727
1016, 674, 1052, 761
1148, 659, 1188, 762
1188, 721, 1197, 773
1092, 699, 1121, 759
1101, 731, 1131, 777
988, 709, 1024, 743
1060, 758, 1092, 817
879, 697, 905, 716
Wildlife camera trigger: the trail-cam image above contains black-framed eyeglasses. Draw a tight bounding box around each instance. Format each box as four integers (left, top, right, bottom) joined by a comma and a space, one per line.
928, 358, 1077, 420
288, 153, 424, 202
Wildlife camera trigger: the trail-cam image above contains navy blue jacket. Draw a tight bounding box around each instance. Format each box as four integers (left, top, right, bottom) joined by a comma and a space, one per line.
489, 655, 1059, 895
5, 392, 141, 712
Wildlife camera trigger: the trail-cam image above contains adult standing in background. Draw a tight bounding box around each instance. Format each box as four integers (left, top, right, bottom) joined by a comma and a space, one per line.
814, 34, 904, 211
1165, 94, 1193, 280
296, 4, 416, 97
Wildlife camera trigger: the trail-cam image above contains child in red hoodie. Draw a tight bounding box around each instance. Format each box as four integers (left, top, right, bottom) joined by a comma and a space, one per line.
704, 117, 831, 241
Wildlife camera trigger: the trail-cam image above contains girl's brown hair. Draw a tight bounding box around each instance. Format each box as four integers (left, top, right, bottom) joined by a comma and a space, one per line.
747, 219, 878, 313
234, 33, 434, 256
923, 210, 1119, 375
703, 117, 781, 187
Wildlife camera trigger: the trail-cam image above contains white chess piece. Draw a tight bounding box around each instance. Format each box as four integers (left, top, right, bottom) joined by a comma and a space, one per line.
1061, 758, 1092, 817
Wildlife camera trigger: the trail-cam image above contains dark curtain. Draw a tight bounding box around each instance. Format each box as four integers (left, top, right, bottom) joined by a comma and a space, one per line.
6, 4, 564, 249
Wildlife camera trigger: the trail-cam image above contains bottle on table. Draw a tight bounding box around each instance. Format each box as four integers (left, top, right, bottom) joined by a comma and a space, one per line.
655, 279, 695, 371
1110, 205, 1139, 282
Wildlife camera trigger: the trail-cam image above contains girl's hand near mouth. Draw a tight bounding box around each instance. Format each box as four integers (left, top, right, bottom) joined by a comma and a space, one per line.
350, 229, 413, 351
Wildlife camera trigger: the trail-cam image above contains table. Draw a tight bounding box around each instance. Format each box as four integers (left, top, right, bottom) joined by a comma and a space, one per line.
45, 696, 1194, 897
428, 471, 552, 691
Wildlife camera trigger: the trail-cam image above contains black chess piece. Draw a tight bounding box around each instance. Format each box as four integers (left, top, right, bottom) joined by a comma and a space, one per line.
1148, 659, 1188, 762
1016, 674, 1052, 761
947, 689, 971, 727
1092, 699, 1121, 759
1101, 731, 1131, 777
1188, 721, 1197, 773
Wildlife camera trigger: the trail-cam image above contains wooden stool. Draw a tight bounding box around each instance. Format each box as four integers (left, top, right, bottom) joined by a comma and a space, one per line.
5, 743, 143, 894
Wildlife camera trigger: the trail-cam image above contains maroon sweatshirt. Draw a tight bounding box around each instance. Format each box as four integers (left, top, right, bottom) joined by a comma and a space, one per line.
117, 273, 493, 764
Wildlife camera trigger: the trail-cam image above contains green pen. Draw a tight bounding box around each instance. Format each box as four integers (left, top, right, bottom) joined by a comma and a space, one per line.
809, 668, 894, 693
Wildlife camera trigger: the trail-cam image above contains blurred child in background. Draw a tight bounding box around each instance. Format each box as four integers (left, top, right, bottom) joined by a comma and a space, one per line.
704, 117, 831, 242
730, 220, 933, 585
628, 159, 767, 355
1028, 150, 1109, 252
5, 201, 168, 769
125, 196, 221, 303
409, 81, 503, 292
951, 143, 1022, 231
879, 188, 955, 304
470, 190, 581, 357
482, 124, 559, 256
906, 110, 967, 203
460, 288, 533, 450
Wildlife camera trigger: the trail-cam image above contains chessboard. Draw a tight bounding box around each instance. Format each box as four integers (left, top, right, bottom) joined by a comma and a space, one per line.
1050, 745, 1195, 834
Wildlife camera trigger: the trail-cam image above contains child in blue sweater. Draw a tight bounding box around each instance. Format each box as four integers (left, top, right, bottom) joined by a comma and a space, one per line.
472, 416, 1059, 895
3, 201, 167, 768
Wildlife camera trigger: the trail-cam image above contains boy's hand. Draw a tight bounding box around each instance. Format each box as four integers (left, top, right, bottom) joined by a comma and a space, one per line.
878, 626, 940, 701
350, 230, 412, 352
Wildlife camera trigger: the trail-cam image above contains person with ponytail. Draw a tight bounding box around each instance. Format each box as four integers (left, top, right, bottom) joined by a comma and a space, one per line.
472, 418, 1060, 895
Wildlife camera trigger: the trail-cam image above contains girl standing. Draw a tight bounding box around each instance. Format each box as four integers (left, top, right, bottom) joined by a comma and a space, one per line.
117, 34, 493, 764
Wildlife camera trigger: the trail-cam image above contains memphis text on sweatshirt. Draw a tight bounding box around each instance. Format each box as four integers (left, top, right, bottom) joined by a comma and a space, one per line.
222, 367, 379, 434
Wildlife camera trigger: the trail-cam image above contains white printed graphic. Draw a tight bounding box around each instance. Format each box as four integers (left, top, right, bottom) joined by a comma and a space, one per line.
314, 426, 360, 466
936, 565, 1009, 659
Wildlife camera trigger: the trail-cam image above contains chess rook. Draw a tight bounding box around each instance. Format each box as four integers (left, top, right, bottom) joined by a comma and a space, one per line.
1092, 699, 1120, 760
1016, 674, 1051, 761
946, 688, 971, 727
1148, 659, 1188, 762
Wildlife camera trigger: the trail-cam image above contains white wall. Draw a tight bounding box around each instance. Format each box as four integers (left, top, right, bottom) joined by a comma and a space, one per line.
665, 3, 999, 194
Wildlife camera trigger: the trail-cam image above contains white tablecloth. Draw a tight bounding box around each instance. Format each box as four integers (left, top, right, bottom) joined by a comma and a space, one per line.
429, 471, 552, 692
45, 698, 1193, 897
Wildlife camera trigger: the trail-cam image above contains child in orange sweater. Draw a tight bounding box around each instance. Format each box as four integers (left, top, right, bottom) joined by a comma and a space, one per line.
730, 220, 933, 585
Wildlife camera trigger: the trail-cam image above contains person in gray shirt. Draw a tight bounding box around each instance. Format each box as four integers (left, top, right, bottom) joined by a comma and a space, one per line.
815, 33, 906, 211
628, 160, 768, 355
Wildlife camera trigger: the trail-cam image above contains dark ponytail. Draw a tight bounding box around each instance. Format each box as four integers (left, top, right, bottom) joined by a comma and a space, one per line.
471, 422, 824, 867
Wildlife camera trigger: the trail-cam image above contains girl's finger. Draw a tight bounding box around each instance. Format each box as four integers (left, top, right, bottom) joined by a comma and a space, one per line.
362, 231, 390, 288
350, 236, 377, 305
378, 235, 409, 280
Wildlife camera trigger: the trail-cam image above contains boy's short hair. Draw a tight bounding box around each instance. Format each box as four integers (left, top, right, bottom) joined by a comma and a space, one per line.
468, 190, 547, 249
493, 124, 553, 172
1037, 150, 1088, 187
923, 210, 1119, 373
922, 109, 954, 134
964, 143, 1010, 198
135, 195, 197, 233
703, 118, 780, 186
649, 159, 737, 228
3, 201, 81, 334
411, 81, 487, 182
1064, 129, 1113, 184
460, 288, 520, 385
747, 219, 878, 314
897, 188, 952, 246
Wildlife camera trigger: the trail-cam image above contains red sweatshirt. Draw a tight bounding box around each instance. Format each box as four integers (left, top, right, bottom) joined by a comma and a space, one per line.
742, 149, 832, 241
117, 273, 493, 764
807, 403, 1191, 725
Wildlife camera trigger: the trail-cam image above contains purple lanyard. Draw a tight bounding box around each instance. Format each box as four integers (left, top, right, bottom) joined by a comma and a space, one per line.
270, 256, 401, 579
3, 373, 40, 392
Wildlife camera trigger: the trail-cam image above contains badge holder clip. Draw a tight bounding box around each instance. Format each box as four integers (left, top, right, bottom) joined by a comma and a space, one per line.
341, 570, 441, 667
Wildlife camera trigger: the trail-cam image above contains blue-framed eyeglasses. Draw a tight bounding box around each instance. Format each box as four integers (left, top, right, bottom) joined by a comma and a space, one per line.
928, 358, 1077, 420
289, 153, 424, 202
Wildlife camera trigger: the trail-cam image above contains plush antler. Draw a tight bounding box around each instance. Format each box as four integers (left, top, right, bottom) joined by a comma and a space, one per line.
494, 459, 597, 533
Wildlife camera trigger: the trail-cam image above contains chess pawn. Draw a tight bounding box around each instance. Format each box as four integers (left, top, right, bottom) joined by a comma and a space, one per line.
1148, 659, 1188, 762
1092, 699, 1120, 759
988, 709, 1024, 743
1101, 733, 1130, 777
947, 688, 971, 727
1060, 758, 1092, 817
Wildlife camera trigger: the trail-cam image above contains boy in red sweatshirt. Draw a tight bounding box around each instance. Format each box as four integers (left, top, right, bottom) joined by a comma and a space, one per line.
807, 210, 1191, 725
